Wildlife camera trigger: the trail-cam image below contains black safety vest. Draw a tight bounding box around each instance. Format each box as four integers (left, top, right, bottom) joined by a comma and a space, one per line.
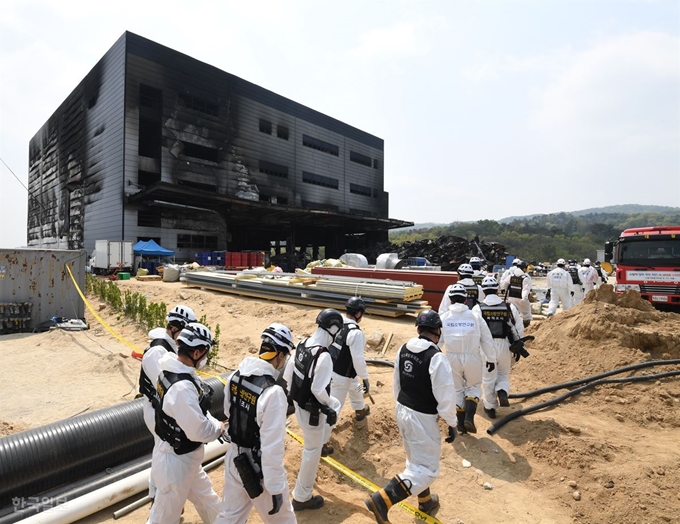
155, 371, 213, 455
508, 274, 525, 299
568, 266, 581, 285
471, 274, 484, 286
289, 341, 329, 410
396, 340, 440, 415
138, 338, 174, 401
463, 283, 479, 310
228, 371, 276, 452
330, 323, 360, 378
478, 302, 512, 339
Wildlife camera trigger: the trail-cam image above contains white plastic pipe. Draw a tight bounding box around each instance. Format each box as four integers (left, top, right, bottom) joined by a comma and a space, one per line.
21, 441, 229, 524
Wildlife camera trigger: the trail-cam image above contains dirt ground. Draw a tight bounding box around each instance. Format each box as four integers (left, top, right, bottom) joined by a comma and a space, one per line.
1, 277, 679, 524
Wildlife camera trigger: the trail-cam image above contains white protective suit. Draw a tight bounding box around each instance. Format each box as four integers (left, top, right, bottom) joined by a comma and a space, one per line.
282, 328, 340, 504
147, 353, 223, 524
547, 266, 573, 315
141, 328, 178, 499
568, 264, 584, 306
578, 265, 599, 296
329, 315, 369, 413
439, 279, 485, 314
215, 357, 296, 524
473, 296, 524, 411
499, 267, 533, 325
393, 336, 458, 496
439, 303, 495, 408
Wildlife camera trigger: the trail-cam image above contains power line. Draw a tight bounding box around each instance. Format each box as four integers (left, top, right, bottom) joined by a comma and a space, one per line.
0, 156, 29, 193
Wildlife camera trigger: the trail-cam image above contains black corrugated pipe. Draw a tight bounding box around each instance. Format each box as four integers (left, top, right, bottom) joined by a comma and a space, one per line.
366, 359, 395, 368
487, 370, 680, 435
509, 359, 680, 399
0, 376, 226, 511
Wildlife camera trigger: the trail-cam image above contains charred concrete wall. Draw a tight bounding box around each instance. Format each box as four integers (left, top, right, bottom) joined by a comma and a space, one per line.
28, 34, 126, 253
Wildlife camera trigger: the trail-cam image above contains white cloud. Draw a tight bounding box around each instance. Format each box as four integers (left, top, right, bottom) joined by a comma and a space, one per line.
350, 23, 418, 58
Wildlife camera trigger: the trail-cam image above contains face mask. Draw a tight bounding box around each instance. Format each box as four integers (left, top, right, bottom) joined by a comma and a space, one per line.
197, 356, 208, 370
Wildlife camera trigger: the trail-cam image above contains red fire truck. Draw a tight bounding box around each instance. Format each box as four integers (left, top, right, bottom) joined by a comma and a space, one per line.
604, 226, 680, 307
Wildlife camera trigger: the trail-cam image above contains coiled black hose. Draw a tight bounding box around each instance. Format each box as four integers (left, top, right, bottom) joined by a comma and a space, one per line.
509, 359, 680, 399
0, 376, 226, 511
487, 369, 680, 435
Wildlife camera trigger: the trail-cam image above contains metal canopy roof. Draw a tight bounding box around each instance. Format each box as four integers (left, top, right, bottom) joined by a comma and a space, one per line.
127, 182, 413, 232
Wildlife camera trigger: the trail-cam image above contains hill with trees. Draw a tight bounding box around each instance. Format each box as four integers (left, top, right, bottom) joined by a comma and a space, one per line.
389, 207, 680, 263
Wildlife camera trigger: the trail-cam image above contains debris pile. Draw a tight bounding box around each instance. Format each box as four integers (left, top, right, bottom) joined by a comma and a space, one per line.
367, 235, 508, 270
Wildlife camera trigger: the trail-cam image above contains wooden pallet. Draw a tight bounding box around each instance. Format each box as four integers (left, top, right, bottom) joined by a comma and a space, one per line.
136, 275, 162, 281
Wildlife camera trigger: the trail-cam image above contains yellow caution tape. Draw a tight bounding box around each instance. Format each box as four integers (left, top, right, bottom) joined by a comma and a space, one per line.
286, 428, 444, 524
66, 264, 142, 355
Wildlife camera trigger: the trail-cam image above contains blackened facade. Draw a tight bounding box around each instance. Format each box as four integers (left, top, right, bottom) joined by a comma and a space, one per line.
28, 32, 411, 262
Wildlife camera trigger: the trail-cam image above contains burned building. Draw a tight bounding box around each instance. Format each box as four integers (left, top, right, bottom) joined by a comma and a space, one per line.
27, 31, 411, 265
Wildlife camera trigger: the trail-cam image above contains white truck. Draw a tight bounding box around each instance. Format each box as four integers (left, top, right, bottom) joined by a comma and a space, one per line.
92, 240, 133, 274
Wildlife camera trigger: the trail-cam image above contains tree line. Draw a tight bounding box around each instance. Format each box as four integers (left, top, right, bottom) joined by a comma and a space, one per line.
389, 212, 680, 264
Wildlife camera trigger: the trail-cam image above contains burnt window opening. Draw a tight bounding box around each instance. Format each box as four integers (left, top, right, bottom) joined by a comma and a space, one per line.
350, 182, 373, 197
138, 117, 162, 158
277, 125, 289, 140
259, 119, 272, 134
140, 85, 163, 110
177, 179, 218, 192
302, 171, 339, 189
182, 142, 220, 163
302, 200, 339, 212
259, 193, 288, 205
259, 160, 288, 178
177, 234, 218, 250
349, 151, 372, 167
373, 158, 380, 169
138, 170, 161, 187
350, 208, 377, 217
137, 236, 162, 244
177, 93, 218, 117
302, 135, 339, 156
137, 210, 162, 228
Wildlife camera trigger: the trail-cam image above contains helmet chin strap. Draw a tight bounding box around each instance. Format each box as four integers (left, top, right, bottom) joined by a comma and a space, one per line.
189, 347, 209, 367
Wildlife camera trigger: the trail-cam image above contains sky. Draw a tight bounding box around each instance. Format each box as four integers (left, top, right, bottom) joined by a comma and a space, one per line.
1, 0, 679, 248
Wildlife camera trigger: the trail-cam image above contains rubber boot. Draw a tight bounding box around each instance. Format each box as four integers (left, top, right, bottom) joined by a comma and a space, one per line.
464, 397, 478, 434
417, 488, 440, 517
356, 405, 371, 421
364, 475, 411, 524
456, 410, 467, 434
498, 389, 510, 407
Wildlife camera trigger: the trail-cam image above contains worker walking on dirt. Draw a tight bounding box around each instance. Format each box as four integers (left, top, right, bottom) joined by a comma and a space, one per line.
579, 259, 599, 297
439, 284, 495, 435
499, 259, 533, 327
364, 310, 457, 523
439, 263, 485, 313
546, 259, 573, 316
283, 309, 343, 511
214, 323, 297, 524
138, 304, 197, 499
148, 322, 225, 524
567, 260, 584, 306
474, 277, 524, 419
594, 261, 608, 288
327, 297, 371, 425
469, 256, 487, 285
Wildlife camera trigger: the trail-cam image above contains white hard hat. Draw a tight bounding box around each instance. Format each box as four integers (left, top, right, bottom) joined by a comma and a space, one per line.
261, 323, 294, 353
167, 305, 197, 327
583, 258, 591, 266
512, 258, 521, 266
448, 283, 468, 298
177, 322, 213, 349
481, 276, 499, 290
457, 263, 474, 277
557, 258, 566, 266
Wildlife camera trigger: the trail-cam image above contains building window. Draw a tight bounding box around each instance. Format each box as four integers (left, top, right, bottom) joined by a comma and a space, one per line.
177, 93, 218, 117
137, 210, 161, 228
302, 135, 339, 156
350, 182, 373, 197
259, 119, 272, 134
182, 142, 220, 163
140, 85, 162, 110
177, 234, 218, 250
259, 160, 288, 178
177, 179, 218, 192
259, 193, 288, 205
350, 208, 377, 217
373, 159, 380, 169
138, 170, 161, 187
350, 151, 372, 167
303, 201, 339, 212
277, 125, 289, 140
302, 171, 339, 189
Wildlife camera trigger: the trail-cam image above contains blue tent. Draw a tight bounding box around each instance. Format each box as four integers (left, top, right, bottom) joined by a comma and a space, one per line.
133, 239, 175, 256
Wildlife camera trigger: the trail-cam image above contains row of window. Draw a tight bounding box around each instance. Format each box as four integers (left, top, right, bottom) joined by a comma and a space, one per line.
178, 93, 219, 117
302, 171, 339, 189
259, 119, 289, 140
177, 234, 218, 250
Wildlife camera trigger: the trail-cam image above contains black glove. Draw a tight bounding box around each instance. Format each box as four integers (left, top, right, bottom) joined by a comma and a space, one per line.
514, 352, 521, 362
486, 361, 495, 373
445, 425, 456, 443
323, 407, 338, 426
362, 378, 370, 394
570, 291, 574, 297
268, 494, 283, 515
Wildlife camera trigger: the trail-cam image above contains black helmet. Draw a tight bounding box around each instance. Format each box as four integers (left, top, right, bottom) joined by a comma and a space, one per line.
316, 308, 344, 334
346, 297, 366, 315
415, 310, 442, 329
